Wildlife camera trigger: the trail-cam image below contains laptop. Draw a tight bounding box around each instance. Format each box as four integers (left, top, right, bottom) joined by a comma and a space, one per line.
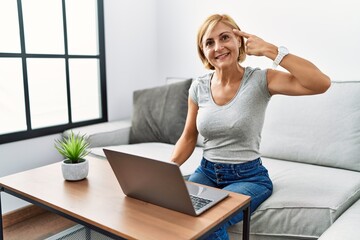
103, 149, 229, 216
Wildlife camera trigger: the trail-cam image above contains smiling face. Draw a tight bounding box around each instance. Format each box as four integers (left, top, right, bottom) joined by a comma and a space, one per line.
202, 22, 240, 70
197, 14, 246, 70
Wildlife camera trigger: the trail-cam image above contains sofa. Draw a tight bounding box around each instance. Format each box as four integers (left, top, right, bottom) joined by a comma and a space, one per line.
64, 79, 360, 239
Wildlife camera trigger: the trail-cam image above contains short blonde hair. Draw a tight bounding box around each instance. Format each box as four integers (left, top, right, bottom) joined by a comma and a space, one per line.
197, 14, 246, 70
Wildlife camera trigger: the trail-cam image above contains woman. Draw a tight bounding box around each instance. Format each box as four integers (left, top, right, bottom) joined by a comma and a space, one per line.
170, 14, 330, 240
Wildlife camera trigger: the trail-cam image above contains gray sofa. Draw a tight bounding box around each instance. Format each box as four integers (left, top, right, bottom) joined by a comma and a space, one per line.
65, 80, 360, 239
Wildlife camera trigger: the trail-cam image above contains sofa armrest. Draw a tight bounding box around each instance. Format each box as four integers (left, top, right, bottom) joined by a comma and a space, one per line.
63, 119, 132, 148
318, 199, 360, 240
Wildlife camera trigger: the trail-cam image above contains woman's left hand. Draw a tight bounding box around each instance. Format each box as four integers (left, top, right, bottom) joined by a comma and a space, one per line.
233, 29, 331, 96
233, 29, 276, 57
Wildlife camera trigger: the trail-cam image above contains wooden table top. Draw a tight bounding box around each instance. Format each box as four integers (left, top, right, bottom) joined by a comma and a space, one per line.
0, 156, 250, 240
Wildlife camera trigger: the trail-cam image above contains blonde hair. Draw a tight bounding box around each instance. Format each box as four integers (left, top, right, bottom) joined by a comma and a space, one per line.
197, 14, 246, 70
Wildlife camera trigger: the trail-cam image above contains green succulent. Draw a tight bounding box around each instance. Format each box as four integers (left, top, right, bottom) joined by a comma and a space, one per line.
54, 131, 90, 164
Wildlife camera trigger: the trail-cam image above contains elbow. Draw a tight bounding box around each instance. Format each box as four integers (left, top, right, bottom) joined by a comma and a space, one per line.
311, 73, 331, 94
318, 75, 331, 94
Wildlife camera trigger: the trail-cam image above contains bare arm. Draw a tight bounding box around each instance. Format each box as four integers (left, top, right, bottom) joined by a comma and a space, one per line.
266, 51, 331, 96
233, 29, 331, 96
170, 97, 199, 166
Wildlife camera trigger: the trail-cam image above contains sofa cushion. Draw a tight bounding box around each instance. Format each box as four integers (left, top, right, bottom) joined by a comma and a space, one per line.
129, 79, 192, 145
63, 119, 131, 148
228, 157, 360, 239
260, 81, 360, 172
91, 142, 202, 177
318, 198, 360, 240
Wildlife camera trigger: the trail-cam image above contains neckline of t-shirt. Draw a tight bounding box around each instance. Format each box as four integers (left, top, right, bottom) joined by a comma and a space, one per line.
208, 66, 249, 107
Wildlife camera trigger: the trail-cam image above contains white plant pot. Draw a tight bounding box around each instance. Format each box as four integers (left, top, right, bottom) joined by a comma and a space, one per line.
61, 159, 89, 181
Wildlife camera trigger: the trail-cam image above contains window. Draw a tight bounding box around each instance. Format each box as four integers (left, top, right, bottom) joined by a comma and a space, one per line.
0, 0, 107, 144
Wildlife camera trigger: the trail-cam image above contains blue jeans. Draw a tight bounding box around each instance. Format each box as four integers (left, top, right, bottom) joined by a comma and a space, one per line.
188, 157, 273, 240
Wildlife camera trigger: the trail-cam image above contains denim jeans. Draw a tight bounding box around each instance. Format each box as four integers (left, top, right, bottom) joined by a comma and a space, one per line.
188, 157, 273, 240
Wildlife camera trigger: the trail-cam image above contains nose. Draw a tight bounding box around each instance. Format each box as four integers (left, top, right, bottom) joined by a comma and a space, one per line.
214, 41, 224, 52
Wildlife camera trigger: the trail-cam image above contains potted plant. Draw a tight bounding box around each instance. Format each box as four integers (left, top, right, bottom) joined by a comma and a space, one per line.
54, 131, 90, 181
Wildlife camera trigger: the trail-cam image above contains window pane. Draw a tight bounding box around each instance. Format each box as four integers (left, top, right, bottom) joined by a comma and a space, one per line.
69, 59, 101, 122
27, 58, 68, 128
0, 0, 21, 53
22, 0, 64, 54
66, 0, 99, 55
0, 58, 26, 134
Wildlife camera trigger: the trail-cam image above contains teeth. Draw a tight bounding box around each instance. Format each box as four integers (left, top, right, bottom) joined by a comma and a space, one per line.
216, 53, 229, 59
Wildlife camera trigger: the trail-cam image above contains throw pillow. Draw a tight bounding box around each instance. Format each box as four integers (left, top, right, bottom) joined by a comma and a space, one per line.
129, 79, 192, 145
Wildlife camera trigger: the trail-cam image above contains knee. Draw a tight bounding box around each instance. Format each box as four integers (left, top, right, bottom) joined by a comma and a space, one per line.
249, 188, 272, 212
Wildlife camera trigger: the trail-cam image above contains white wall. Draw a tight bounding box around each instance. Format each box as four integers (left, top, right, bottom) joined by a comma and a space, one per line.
104, 0, 159, 121
157, 0, 360, 82
1, 0, 359, 213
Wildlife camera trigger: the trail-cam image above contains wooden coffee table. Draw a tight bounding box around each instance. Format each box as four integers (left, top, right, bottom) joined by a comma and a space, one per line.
0, 156, 251, 239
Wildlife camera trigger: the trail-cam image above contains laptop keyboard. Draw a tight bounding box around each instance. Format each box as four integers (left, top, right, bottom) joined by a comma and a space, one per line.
190, 195, 213, 211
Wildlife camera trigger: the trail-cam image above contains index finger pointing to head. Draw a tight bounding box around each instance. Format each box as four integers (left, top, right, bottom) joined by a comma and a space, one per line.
233, 29, 251, 39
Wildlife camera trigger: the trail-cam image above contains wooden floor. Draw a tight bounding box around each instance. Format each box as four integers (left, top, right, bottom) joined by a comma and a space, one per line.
3, 210, 77, 240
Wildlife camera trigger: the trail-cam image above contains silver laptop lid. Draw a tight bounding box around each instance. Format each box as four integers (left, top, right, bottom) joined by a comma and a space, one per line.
104, 149, 228, 216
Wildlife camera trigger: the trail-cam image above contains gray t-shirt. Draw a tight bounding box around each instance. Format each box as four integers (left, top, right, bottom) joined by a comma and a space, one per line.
189, 67, 271, 163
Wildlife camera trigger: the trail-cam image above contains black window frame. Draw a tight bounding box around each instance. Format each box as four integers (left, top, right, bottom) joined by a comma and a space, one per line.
0, 0, 107, 144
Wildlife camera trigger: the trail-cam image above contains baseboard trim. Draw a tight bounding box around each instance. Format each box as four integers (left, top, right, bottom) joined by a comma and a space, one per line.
2, 204, 47, 228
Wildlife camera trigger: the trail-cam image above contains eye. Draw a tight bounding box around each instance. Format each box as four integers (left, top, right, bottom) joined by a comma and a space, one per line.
220, 34, 230, 41
205, 40, 214, 47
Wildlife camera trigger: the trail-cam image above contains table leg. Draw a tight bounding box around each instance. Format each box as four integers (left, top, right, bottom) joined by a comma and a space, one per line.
0, 191, 4, 240
242, 206, 250, 240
